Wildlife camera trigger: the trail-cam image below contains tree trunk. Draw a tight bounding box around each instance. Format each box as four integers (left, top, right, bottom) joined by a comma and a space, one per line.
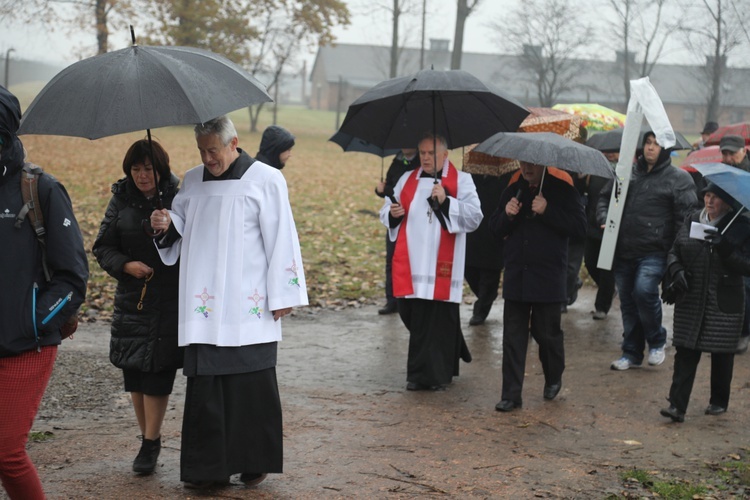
705, 1, 724, 123
95, 0, 108, 54
390, 0, 400, 78
249, 103, 265, 133
451, 0, 470, 70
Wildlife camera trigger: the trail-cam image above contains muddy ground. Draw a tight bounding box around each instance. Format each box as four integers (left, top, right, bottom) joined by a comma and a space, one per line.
8, 286, 750, 499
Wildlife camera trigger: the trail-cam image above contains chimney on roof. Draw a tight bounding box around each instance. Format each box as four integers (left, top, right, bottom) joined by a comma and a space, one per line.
616, 50, 636, 65
430, 39, 450, 52
522, 44, 542, 60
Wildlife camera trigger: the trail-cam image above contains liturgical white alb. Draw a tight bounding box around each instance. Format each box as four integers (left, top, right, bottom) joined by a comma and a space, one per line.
157, 161, 308, 347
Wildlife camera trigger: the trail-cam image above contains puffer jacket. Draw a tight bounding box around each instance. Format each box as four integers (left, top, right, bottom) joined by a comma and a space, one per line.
92, 174, 182, 372
597, 156, 698, 260
0, 86, 89, 357
667, 210, 750, 353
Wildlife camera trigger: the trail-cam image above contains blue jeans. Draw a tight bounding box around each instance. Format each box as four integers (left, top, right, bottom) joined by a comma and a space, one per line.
613, 255, 667, 364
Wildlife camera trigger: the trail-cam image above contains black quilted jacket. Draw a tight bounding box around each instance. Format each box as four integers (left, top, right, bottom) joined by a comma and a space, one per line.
93, 175, 182, 372
667, 210, 750, 353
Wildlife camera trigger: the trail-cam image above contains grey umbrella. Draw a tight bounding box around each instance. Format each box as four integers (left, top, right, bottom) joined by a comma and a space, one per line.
18, 42, 271, 139
473, 132, 615, 180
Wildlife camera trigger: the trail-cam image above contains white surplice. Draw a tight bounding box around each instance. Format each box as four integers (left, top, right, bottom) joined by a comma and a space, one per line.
379, 159, 483, 303
157, 161, 308, 347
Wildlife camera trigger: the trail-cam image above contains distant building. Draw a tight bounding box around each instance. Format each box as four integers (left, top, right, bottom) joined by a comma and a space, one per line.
310, 42, 750, 134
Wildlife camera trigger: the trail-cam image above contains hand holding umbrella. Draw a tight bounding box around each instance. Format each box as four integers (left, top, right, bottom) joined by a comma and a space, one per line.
150, 208, 171, 233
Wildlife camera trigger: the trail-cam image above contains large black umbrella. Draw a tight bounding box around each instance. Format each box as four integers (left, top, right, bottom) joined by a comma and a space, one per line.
473, 132, 615, 180
337, 68, 529, 152
588, 126, 692, 153
18, 43, 271, 139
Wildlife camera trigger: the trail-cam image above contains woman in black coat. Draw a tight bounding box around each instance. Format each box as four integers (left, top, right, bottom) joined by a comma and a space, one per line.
660, 182, 750, 422
92, 139, 181, 473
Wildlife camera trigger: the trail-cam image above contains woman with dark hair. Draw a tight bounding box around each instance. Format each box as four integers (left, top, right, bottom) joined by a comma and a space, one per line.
660, 182, 750, 422
93, 139, 181, 474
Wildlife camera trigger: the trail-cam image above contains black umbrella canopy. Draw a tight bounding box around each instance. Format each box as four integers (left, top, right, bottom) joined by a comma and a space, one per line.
338, 68, 529, 150
18, 45, 272, 139
328, 131, 401, 157
588, 125, 692, 153
474, 132, 615, 179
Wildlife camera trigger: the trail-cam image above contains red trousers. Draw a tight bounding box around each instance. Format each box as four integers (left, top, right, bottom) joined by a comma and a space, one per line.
0, 346, 57, 500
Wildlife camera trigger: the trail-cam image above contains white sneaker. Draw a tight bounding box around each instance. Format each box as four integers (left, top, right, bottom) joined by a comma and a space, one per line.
610, 357, 640, 371
648, 347, 666, 366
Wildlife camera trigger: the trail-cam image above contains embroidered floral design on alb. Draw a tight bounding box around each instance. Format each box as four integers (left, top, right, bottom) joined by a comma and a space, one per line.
248, 289, 265, 318
285, 258, 300, 288
194, 287, 215, 318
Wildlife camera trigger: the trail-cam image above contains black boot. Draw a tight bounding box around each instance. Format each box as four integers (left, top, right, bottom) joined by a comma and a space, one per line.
133, 436, 161, 474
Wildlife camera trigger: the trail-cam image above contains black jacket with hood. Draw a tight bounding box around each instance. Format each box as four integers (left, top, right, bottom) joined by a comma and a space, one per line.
596, 137, 698, 261
0, 85, 89, 358
255, 125, 295, 169
92, 174, 183, 372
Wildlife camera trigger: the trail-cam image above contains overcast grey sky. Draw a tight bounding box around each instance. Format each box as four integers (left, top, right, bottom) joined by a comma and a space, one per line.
0, 0, 746, 68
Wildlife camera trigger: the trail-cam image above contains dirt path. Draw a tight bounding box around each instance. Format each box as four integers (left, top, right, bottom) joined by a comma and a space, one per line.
10, 286, 750, 498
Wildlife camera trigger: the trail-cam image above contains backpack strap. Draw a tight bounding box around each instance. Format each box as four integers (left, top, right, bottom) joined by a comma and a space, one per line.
15, 162, 51, 282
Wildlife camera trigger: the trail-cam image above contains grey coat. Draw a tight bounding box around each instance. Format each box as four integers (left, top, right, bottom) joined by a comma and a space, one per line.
667, 210, 750, 353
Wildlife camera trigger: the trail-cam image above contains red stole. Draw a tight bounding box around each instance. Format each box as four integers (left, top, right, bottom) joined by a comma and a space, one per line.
392, 163, 458, 301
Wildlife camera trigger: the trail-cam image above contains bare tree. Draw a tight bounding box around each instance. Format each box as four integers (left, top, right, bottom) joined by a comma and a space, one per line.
494, 0, 593, 107
678, 0, 750, 122
450, 0, 480, 69
0, 0, 138, 55
604, 0, 679, 104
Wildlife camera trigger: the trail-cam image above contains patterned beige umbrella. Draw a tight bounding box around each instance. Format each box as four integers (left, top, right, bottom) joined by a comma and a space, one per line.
463, 107, 583, 176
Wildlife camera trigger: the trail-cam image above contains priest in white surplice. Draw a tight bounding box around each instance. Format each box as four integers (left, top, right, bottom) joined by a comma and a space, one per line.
380, 134, 482, 391
150, 116, 307, 489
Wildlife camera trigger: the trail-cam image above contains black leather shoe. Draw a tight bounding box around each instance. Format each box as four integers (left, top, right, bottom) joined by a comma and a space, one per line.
240, 473, 268, 487
378, 302, 398, 315
705, 404, 727, 415
468, 314, 486, 326
495, 399, 522, 412
406, 381, 429, 391
543, 382, 562, 400
659, 406, 685, 422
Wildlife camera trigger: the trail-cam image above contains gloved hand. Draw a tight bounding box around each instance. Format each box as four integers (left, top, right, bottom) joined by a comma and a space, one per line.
671, 269, 689, 293
705, 231, 733, 258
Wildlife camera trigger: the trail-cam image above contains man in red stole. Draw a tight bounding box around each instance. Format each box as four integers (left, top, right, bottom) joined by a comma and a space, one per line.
379, 134, 483, 391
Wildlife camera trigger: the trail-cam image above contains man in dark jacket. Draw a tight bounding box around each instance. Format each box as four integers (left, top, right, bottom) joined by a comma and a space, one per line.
719, 134, 750, 352
374, 149, 419, 314
490, 162, 586, 412
255, 125, 295, 170
598, 131, 697, 371
0, 85, 88, 498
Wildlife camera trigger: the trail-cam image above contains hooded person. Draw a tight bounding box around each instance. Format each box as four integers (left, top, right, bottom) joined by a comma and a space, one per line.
255, 125, 295, 170
0, 85, 89, 498
596, 129, 697, 372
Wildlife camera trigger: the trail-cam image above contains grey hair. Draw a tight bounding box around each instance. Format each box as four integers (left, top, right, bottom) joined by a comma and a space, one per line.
194, 116, 238, 145
419, 132, 448, 150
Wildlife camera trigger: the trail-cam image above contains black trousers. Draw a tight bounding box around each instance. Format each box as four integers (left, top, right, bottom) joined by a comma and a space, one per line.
384, 232, 396, 304
566, 237, 585, 304
464, 265, 501, 320
501, 300, 565, 403
668, 346, 734, 413
583, 236, 616, 313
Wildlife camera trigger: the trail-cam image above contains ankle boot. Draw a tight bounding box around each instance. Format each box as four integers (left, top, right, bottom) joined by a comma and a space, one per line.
133, 436, 161, 474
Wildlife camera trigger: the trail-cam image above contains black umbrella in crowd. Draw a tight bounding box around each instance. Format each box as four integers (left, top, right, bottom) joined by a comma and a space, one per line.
337, 68, 530, 180
588, 125, 692, 153
328, 130, 402, 182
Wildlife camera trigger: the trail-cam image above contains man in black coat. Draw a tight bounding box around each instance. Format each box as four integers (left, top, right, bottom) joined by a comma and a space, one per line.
255, 125, 295, 170
374, 149, 419, 314
490, 163, 587, 412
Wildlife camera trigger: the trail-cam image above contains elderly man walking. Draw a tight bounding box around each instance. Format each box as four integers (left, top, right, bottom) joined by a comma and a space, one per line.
151, 116, 307, 489
381, 133, 482, 391
490, 163, 586, 412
